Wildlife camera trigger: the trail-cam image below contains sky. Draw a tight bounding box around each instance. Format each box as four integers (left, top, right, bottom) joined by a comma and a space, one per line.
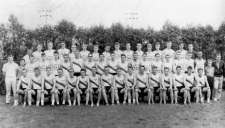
0, 0, 224, 30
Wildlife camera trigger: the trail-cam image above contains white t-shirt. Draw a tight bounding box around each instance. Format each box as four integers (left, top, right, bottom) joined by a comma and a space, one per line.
162, 48, 175, 60
32, 51, 42, 62
2, 62, 19, 78
44, 49, 55, 62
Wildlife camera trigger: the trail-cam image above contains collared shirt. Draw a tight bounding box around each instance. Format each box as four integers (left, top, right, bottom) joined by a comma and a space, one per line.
2, 62, 19, 78
212, 61, 225, 77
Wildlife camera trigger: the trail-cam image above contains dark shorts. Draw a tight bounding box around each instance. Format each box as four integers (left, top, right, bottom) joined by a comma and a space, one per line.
153, 87, 160, 95
74, 72, 81, 77
92, 88, 98, 93
105, 86, 111, 92
45, 89, 52, 96
110, 73, 117, 76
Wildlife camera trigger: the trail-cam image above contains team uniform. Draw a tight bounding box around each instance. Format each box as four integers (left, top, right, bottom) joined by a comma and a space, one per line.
61, 61, 71, 77
84, 61, 96, 76
108, 60, 118, 75
96, 60, 107, 76
71, 58, 83, 76
51, 59, 61, 76
149, 73, 161, 95
44, 49, 55, 63
58, 48, 70, 61
195, 58, 205, 73
136, 50, 143, 61
114, 50, 123, 60
151, 60, 163, 73
162, 49, 175, 61
16, 75, 31, 105
32, 51, 43, 62
80, 50, 90, 62
92, 52, 99, 62
146, 51, 154, 62
117, 61, 128, 75
123, 50, 133, 62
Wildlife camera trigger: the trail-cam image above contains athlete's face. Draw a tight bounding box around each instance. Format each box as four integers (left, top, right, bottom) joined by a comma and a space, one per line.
133, 54, 138, 60
20, 59, 25, 66
188, 44, 193, 51
81, 70, 86, 76
167, 42, 172, 48
155, 44, 160, 50
126, 43, 131, 50
216, 55, 221, 61
176, 68, 181, 74
57, 69, 63, 76
187, 68, 192, 74
117, 69, 122, 75
207, 60, 212, 66
198, 69, 203, 76
128, 67, 132, 73
115, 44, 120, 50
92, 68, 97, 74
69, 69, 74, 76
37, 45, 42, 51
105, 46, 110, 52
54, 53, 59, 60
46, 68, 51, 75
147, 44, 152, 51
71, 46, 76, 53
48, 43, 53, 49
140, 66, 145, 73
82, 44, 87, 50
137, 44, 141, 50
104, 67, 109, 74
61, 43, 66, 48
34, 69, 41, 76
143, 54, 147, 61
64, 55, 69, 62
164, 68, 169, 75
179, 43, 184, 49
94, 46, 98, 52
197, 52, 203, 58
152, 67, 157, 74
121, 55, 126, 62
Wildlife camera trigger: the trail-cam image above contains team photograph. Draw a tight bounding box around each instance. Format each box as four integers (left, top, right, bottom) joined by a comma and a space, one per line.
0, 0, 225, 128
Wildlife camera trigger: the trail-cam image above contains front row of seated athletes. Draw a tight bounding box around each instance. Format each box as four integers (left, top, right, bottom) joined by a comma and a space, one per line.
15, 62, 211, 107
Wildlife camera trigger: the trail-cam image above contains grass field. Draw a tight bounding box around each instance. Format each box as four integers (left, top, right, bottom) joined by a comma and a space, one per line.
0, 93, 225, 128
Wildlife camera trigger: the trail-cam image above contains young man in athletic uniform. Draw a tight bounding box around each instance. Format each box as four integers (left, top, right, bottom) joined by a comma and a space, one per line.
123, 43, 133, 63
176, 42, 187, 59
187, 43, 195, 58
97, 53, 107, 76
44, 42, 55, 63
54, 68, 69, 105
195, 68, 211, 103
92, 44, 99, 62
2, 55, 19, 105
16, 69, 30, 106
152, 42, 162, 59
108, 53, 118, 76
103, 45, 111, 62
61, 54, 72, 77
163, 54, 173, 74
184, 52, 195, 73
100, 66, 113, 105
125, 64, 136, 104
80, 43, 90, 63
114, 42, 123, 59
131, 52, 141, 74
41, 66, 55, 106
32, 44, 43, 62
135, 65, 149, 104
69, 45, 77, 62
71, 50, 83, 77
76, 69, 90, 106
89, 66, 101, 107
151, 53, 163, 74
51, 51, 61, 76
30, 67, 43, 106
161, 67, 173, 104
25, 55, 38, 78
136, 43, 143, 60
212, 54, 224, 101
58, 41, 70, 61
117, 54, 128, 75
114, 67, 126, 105
67, 68, 77, 106
162, 41, 175, 61
39, 53, 49, 76
173, 51, 185, 73
84, 53, 96, 76
205, 59, 214, 99
195, 51, 205, 74
141, 53, 151, 74
173, 66, 185, 104
146, 43, 154, 62
149, 66, 162, 104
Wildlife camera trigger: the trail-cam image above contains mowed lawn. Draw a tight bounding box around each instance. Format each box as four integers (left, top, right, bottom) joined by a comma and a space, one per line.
0, 93, 225, 128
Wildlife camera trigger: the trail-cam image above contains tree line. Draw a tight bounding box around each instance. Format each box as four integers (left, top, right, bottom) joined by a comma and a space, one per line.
0, 14, 225, 61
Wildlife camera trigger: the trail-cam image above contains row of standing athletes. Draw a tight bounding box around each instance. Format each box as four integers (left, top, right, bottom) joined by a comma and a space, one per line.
14, 43, 211, 107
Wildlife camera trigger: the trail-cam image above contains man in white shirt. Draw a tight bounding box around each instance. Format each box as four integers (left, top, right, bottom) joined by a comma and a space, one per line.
123, 43, 133, 63
176, 42, 187, 59
44, 42, 55, 63
32, 44, 43, 62
2, 55, 19, 104
162, 41, 175, 61
136, 43, 143, 60
80, 43, 90, 63
58, 41, 70, 60
114, 42, 123, 59
103, 45, 111, 62
23, 49, 33, 64
146, 43, 154, 62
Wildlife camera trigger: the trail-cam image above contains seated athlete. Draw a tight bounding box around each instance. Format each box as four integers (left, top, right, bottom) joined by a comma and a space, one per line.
67, 68, 77, 106
30, 67, 43, 106
16, 69, 31, 106
149, 66, 162, 104
161, 67, 173, 104
173, 66, 185, 104
41, 66, 56, 106
114, 67, 126, 105
89, 66, 101, 107
125, 65, 136, 104
195, 68, 211, 103
135, 65, 149, 104
100, 66, 113, 105
184, 66, 198, 104
76, 69, 90, 106
54, 68, 69, 105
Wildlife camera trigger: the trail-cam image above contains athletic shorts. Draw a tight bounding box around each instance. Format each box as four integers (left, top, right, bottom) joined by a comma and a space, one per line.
92, 88, 98, 93
153, 87, 160, 95
110, 73, 117, 76
105, 86, 111, 92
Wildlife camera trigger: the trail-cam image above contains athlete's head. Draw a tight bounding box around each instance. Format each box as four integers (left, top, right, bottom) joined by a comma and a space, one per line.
155, 42, 160, 50
54, 51, 59, 60
197, 68, 203, 76
111, 53, 115, 60
142, 53, 147, 61
47, 42, 53, 50
187, 66, 193, 74
188, 43, 193, 51
92, 66, 97, 75
80, 68, 86, 76
176, 51, 181, 59
147, 43, 152, 51
7, 54, 14, 62
207, 58, 213, 66
133, 52, 138, 60
126, 43, 131, 50
179, 42, 184, 50
176, 66, 182, 74
46, 66, 51, 75
93, 45, 98, 53
197, 51, 203, 58
121, 54, 126, 62
164, 67, 169, 75
155, 53, 161, 61
152, 66, 157, 74
166, 41, 172, 49
37, 44, 42, 51
41, 53, 46, 61
82, 43, 88, 50
105, 45, 110, 52
63, 54, 70, 62
128, 64, 133, 73
104, 66, 109, 74
139, 65, 145, 73
20, 59, 25, 66
69, 68, 74, 76
71, 45, 77, 53
57, 68, 63, 76
88, 53, 93, 61
61, 41, 66, 49
116, 67, 122, 75
216, 53, 221, 62
99, 53, 104, 61
34, 67, 41, 77
114, 42, 120, 50
137, 43, 142, 51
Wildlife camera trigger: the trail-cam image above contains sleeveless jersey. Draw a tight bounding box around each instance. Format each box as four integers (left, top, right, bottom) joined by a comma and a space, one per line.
77, 76, 89, 89
136, 73, 148, 88
89, 75, 100, 88
55, 75, 67, 90
150, 73, 161, 87
43, 74, 55, 90
31, 75, 42, 90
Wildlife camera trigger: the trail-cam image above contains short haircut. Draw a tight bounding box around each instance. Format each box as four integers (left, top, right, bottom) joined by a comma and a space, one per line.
176, 66, 181, 69
187, 66, 193, 70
